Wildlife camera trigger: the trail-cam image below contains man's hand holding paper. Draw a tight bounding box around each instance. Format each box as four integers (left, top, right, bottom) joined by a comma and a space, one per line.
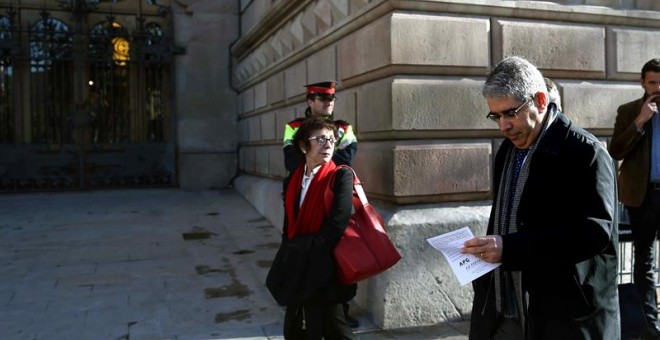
460, 234, 503, 263
426, 227, 501, 286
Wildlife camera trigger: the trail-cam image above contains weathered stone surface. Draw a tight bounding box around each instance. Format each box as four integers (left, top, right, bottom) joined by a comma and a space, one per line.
240, 87, 254, 114
494, 20, 605, 76
338, 14, 391, 81
392, 78, 491, 131
248, 116, 260, 142
177, 118, 237, 152
393, 142, 491, 196
391, 13, 489, 68
609, 27, 660, 77
269, 145, 287, 179
357, 78, 393, 132
339, 12, 490, 80
256, 147, 270, 176
254, 81, 268, 110
358, 77, 492, 132
261, 112, 277, 141
307, 46, 337, 85
285, 60, 307, 99
179, 153, 236, 190
267, 72, 285, 105
352, 141, 491, 199
333, 88, 358, 129
234, 175, 285, 233
275, 105, 299, 141
560, 81, 641, 129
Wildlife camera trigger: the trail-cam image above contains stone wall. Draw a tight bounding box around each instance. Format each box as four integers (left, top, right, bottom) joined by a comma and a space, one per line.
172, 0, 239, 190
232, 0, 660, 329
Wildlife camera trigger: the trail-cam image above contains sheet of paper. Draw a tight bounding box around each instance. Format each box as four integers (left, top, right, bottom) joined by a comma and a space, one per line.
426, 226, 501, 286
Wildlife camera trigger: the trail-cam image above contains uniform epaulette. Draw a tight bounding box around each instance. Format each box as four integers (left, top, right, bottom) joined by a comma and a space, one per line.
287, 117, 306, 128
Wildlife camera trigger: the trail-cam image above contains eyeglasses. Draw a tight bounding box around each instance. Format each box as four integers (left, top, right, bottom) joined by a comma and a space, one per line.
313, 94, 336, 102
486, 98, 533, 122
307, 135, 337, 146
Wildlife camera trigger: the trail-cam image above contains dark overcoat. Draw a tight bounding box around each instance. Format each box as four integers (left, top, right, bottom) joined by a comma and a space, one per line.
470, 113, 620, 340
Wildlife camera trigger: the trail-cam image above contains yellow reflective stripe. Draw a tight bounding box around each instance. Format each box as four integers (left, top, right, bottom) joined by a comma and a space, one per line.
283, 124, 298, 147
338, 124, 357, 149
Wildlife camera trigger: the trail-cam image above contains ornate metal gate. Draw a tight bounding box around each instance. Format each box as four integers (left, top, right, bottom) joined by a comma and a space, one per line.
0, 1, 175, 192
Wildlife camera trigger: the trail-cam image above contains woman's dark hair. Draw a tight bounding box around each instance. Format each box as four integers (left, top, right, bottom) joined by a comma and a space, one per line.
641, 58, 660, 79
291, 117, 338, 163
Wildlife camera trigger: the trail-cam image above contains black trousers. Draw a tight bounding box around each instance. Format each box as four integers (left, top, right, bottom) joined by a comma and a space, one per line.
284, 303, 355, 340
627, 186, 660, 328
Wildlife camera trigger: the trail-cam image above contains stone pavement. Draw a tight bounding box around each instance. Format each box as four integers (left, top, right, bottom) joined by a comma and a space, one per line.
0, 189, 469, 340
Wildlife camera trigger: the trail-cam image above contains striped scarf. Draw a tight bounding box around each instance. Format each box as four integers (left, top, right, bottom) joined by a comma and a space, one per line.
492, 104, 557, 324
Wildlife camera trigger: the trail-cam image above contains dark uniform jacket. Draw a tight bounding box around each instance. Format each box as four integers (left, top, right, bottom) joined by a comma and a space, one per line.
609, 95, 651, 208
470, 113, 620, 340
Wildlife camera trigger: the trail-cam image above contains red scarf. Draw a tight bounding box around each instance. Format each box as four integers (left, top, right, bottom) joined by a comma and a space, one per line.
285, 161, 337, 240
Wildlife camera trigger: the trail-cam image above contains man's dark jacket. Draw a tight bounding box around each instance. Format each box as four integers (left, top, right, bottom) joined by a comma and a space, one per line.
469, 113, 620, 339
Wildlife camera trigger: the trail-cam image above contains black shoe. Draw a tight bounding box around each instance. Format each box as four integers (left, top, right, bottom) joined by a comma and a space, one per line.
345, 314, 359, 328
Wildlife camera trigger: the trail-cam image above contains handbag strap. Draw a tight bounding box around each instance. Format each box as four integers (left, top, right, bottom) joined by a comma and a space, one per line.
323, 165, 369, 215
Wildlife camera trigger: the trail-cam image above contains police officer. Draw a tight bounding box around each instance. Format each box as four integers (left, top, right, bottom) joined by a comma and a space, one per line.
282, 81, 357, 172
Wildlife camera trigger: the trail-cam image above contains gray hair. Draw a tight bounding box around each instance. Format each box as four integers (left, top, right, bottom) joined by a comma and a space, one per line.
544, 77, 562, 111
483, 57, 547, 103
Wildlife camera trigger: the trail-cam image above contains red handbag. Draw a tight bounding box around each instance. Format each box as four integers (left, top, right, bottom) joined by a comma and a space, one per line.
325, 166, 402, 284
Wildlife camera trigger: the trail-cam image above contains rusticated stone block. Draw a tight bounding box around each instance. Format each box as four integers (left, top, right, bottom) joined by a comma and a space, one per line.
608, 27, 660, 77
261, 112, 277, 141
267, 72, 285, 104
254, 81, 268, 110
391, 78, 491, 131
333, 88, 357, 130
494, 20, 605, 76
358, 77, 492, 133
357, 78, 393, 132
238, 119, 249, 143
392, 142, 491, 196
240, 87, 254, 114
255, 146, 270, 176
248, 116, 260, 142
339, 12, 490, 80
560, 81, 641, 129
338, 14, 391, 81
275, 105, 298, 141
269, 144, 287, 179
307, 46, 337, 85
353, 141, 491, 200
391, 13, 489, 67
285, 60, 307, 99
242, 146, 256, 174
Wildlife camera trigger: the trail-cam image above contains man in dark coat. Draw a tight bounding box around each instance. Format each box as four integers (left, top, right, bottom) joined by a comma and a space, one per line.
609, 58, 660, 340
461, 56, 619, 339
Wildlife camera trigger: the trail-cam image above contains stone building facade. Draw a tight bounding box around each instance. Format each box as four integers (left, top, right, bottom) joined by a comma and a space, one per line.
3, 0, 660, 331
231, 0, 660, 329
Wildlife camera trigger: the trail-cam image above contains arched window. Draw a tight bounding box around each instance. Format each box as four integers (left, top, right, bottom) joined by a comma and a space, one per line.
30, 18, 72, 73
89, 21, 129, 66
